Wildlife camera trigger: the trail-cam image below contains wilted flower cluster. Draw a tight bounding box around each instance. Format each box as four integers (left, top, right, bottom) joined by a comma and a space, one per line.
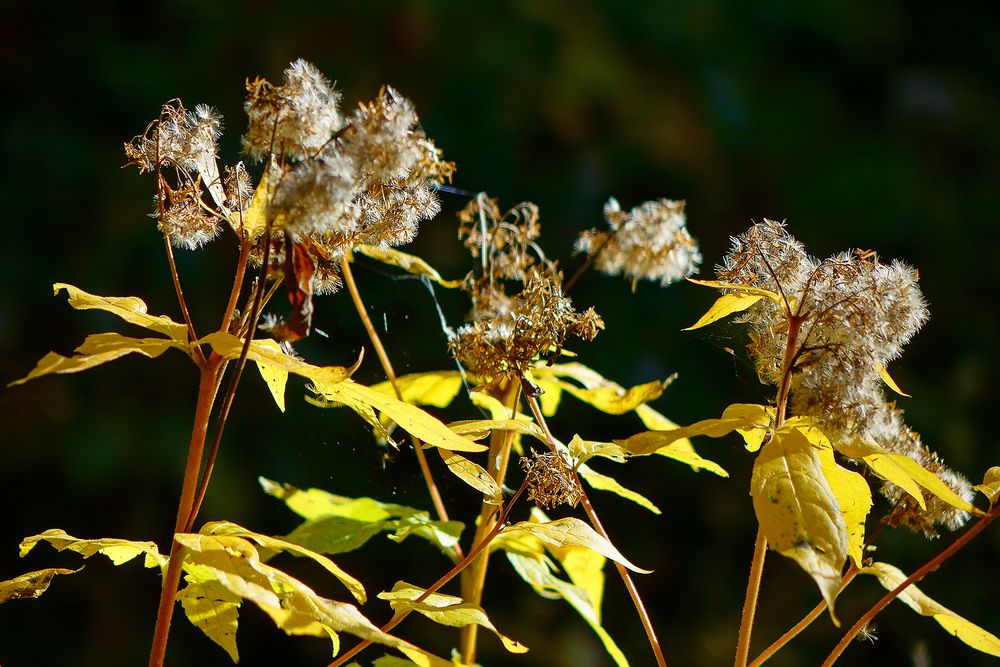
718, 220, 972, 534
126, 59, 453, 338
450, 195, 603, 382
519, 450, 583, 509
576, 197, 701, 289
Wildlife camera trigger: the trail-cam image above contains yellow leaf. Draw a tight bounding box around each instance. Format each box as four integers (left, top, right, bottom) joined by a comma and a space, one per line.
53, 283, 188, 341
19, 529, 166, 568
504, 551, 629, 666
861, 562, 1000, 657
438, 450, 502, 505
231, 166, 270, 241
618, 403, 772, 455
447, 419, 545, 442
0, 567, 81, 604
569, 435, 627, 465
9, 333, 181, 386
201, 332, 354, 389
539, 512, 607, 620
200, 521, 365, 603
178, 564, 241, 662
685, 278, 787, 304
251, 339, 289, 412
505, 518, 651, 574
683, 292, 764, 330
818, 450, 871, 568
751, 429, 848, 616
838, 440, 975, 514
974, 466, 1000, 506
529, 363, 672, 415
875, 363, 911, 397
355, 244, 463, 288
370, 371, 464, 409
378, 581, 528, 653
314, 379, 485, 453
578, 465, 661, 514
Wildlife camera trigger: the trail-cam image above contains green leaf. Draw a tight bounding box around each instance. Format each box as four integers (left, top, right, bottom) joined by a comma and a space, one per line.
750, 429, 848, 617
860, 562, 1000, 658
53, 283, 189, 340
504, 518, 651, 574
378, 581, 528, 653
200, 521, 365, 603
683, 292, 764, 330
0, 567, 81, 604
355, 245, 463, 288
438, 450, 502, 505
505, 551, 629, 666
974, 466, 1000, 506
9, 333, 183, 386
19, 529, 166, 568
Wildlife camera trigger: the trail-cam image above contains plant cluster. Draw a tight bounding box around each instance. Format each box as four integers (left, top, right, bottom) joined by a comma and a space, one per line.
3, 59, 998, 667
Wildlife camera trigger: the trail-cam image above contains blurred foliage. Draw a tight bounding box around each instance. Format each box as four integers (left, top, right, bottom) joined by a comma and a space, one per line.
1, 1, 997, 665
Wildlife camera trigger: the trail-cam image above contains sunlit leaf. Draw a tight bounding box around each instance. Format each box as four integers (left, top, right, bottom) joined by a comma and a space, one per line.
200, 521, 365, 603
355, 245, 463, 288
19, 529, 166, 568
312, 379, 485, 453
447, 419, 545, 442
569, 435, 627, 465
578, 465, 661, 515
9, 333, 182, 386
53, 283, 189, 340
0, 567, 81, 604
438, 450, 502, 505
178, 563, 241, 662
201, 332, 354, 390
683, 293, 763, 331
685, 278, 786, 305
529, 363, 672, 415
231, 165, 270, 240
617, 403, 772, 455
378, 581, 528, 653
504, 518, 651, 574
750, 429, 848, 616
974, 467, 1000, 506
837, 440, 976, 514
875, 363, 911, 397
860, 562, 1000, 657
505, 551, 629, 666
252, 339, 289, 412
634, 404, 731, 474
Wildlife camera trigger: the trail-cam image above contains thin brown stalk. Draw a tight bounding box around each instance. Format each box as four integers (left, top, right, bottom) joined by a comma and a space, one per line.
821, 503, 999, 667
734, 528, 768, 667
149, 362, 222, 667
219, 238, 252, 335
338, 255, 457, 549
521, 387, 669, 667
328, 484, 528, 667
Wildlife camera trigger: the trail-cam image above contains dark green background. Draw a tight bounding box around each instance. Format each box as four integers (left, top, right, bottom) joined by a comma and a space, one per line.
2, 1, 997, 665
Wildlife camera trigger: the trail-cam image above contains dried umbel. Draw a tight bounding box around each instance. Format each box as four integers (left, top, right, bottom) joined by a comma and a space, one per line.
457, 195, 542, 281
719, 220, 971, 534
125, 101, 222, 175
576, 197, 701, 288
519, 450, 583, 509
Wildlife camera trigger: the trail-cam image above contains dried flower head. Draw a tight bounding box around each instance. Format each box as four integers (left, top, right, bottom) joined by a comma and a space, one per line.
577, 197, 701, 288
268, 154, 359, 238
243, 59, 342, 161
153, 182, 222, 250
718, 220, 970, 534
519, 450, 583, 509
125, 101, 223, 175
458, 195, 542, 281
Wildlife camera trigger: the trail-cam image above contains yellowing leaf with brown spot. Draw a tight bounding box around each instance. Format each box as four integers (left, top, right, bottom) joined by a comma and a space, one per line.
751, 429, 848, 616
861, 562, 1000, 658
0, 567, 81, 604
505, 518, 651, 574
52, 283, 189, 340
379, 581, 528, 653
684, 292, 764, 330
438, 450, 502, 505
974, 466, 1000, 506
19, 529, 166, 568
9, 333, 183, 386
838, 440, 976, 514
355, 245, 463, 288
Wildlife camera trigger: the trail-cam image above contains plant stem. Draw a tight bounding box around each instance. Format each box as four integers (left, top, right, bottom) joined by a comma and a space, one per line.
748, 565, 859, 667
339, 255, 457, 548
328, 484, 527, 667
521, 387, 669, 667
219, 238, 251, 335
820, 503, 999, 667
149, 362, 222, 667
459, 380, 521, 664
734, 529, 768, 667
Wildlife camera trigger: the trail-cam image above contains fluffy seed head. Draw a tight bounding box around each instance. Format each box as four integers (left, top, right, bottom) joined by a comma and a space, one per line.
125, 101, 222, 174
